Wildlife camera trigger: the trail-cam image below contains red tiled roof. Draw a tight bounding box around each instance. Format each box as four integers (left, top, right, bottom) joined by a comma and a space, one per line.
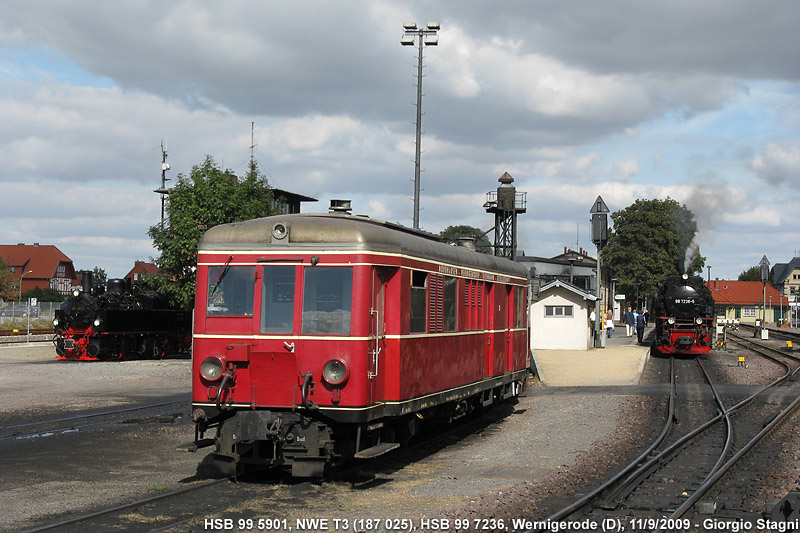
125, 261, 160, 278
707, 279, 785, 305
0, 243, 74, 280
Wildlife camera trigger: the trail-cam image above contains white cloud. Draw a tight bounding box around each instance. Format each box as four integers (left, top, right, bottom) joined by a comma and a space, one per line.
750, 142, 800, 190
612, 158, 640, 182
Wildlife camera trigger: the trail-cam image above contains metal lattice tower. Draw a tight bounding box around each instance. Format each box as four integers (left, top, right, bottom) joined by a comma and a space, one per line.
484, 172, 526, 260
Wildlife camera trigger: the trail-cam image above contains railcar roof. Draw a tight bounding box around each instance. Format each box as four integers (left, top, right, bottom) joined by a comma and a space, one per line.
198, 213, 529, 278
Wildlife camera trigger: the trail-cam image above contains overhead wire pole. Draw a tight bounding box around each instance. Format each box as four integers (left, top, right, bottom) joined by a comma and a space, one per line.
401, 21, 439, 229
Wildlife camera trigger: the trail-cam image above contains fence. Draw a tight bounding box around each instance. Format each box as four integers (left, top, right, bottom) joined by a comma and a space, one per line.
0, 301, 59, 326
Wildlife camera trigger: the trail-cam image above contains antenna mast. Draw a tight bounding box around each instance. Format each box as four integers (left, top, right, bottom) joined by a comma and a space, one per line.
154, 138, 171, 227
250, 122, 257, 168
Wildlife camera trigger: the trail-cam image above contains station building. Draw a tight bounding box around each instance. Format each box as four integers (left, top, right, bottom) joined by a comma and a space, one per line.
708, 279, 784, 325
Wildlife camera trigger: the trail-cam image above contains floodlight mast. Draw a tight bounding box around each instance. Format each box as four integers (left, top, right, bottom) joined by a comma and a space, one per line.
401, 22, 439, 229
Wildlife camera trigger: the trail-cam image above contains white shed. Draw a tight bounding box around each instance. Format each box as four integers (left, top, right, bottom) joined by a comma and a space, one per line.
530, 280, 597, 350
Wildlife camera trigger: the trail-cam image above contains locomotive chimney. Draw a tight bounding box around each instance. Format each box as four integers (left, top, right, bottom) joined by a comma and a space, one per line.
81, 271, 93, 293
329, 199, 352, 215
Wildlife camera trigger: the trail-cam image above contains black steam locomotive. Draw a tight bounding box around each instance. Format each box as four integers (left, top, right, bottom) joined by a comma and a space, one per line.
651, 274, 715, 355
54, 272, 191, 361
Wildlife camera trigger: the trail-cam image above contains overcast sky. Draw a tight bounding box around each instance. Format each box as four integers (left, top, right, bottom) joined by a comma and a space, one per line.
1, 1, 798, 279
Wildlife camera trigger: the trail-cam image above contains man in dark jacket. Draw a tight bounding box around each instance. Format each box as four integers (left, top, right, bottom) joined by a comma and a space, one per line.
636, 311, 647, 344
624, 307, 634, 337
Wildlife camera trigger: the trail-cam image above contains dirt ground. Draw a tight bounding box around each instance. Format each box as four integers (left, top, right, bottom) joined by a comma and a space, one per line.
0, 342, 631, 532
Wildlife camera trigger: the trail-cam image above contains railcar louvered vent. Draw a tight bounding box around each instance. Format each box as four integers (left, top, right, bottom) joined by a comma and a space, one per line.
429, 274, 445, 333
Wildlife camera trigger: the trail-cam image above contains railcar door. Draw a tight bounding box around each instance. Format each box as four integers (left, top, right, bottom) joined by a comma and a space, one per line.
505, 284, 514, 372
369, 268, 391, 400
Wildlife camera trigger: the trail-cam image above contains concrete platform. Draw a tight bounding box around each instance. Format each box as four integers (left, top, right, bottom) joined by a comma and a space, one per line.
532, 325, 651, 386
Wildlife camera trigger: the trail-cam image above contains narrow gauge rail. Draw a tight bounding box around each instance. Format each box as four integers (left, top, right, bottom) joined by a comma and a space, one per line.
738, 322, 800, 344
0, 328, 52, 337
540, 357, 729, 527
22, 401, 514, 532
540, 342, 800, 532
0, 397, 189, 442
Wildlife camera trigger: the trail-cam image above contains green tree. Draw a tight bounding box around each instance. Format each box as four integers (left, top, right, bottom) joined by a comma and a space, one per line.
602, 198, 705, 304
21, 286, 65, 302
92, 267, 107, 287
0, 257, 17, 301
439, 225, 492, 253
738, 266, 772, 284
147, 156, 278, 307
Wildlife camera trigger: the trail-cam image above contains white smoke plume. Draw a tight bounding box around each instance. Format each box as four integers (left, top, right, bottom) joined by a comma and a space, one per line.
683, 238, 700, 275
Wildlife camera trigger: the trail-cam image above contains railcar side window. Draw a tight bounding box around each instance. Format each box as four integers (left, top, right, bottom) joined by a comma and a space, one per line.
261, 266, 295, 333
410, 270, 427, 333
444, 276, 457, 331
207, 266, 255, 316
302, 267, 352, 334
514, 286, 525, 327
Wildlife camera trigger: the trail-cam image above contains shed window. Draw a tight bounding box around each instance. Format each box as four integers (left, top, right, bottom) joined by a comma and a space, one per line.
545, 305, 573, 318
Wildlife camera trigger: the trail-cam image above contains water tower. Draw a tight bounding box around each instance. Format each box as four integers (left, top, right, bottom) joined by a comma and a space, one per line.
484, 172, 527, 260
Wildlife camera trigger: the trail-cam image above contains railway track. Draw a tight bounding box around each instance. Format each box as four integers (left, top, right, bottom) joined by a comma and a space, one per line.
19, 392, 522, 532
540, 341, 800, 532
0, 396, 190, 442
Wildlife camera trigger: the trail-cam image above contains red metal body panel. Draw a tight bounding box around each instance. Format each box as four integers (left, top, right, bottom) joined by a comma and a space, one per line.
192, 249, 529, 412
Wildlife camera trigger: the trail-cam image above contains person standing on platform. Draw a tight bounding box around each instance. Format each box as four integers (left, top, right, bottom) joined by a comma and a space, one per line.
624, 306, 635, 337
606, 311, 614, 338
636, 311, 646, 344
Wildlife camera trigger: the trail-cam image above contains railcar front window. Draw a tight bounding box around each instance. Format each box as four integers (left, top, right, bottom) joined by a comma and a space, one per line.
261, 266, 295, 333
302, 267, 352, 334
207, 265, 255, 316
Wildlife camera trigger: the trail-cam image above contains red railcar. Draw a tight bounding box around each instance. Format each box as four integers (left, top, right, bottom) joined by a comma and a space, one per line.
187, 212, 529, 476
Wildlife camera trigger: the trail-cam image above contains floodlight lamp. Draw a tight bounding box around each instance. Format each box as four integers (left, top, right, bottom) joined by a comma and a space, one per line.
403, 22, 417, 30
427, 22, 440, 30
401, 35, 415, 46
424, 35, 438, 46
162, 163, 170, 171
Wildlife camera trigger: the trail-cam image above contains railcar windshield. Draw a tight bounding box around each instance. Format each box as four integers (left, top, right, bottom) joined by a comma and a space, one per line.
207, 266, 254, 316
302, 267, 352, 334
261, 265, 295, 333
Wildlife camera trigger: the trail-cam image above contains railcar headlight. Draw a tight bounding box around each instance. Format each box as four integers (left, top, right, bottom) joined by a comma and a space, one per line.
271, 222, 289, 240
322, 359, 349, 385
200, 356, 225, 381
53, 318, 59, 327
73, 289, 81, 297
696, 317, 703, 325
93, 318, 101, 327
667, 317, 675, 325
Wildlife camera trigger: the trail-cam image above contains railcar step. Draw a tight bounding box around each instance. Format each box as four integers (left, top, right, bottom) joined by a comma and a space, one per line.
354, 442, 400, 459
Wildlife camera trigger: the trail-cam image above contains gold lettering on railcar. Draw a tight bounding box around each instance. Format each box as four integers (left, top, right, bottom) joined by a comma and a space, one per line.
437, 264, 514, 284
